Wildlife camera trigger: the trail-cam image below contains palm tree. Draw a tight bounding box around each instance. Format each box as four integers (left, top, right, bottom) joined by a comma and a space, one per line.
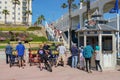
86, 0, 90, 20
26, 0, 33, 26
2, 9, 9, 24
12, 0, 20, 25
61, 0, 77, 49
37, 15, 45, 26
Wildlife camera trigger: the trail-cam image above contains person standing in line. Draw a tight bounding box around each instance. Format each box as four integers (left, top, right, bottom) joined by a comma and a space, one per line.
16, 41, 25, 68
79, 46, 85, 70
94, 45, 102, 72
70, 44, 78, 68
55, 43, 67, 67
5, 42, 13, 64
83, 42, 94, 73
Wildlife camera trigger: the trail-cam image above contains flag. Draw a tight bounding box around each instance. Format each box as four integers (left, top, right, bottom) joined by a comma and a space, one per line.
109, 0, 119, 13
80, 0, 84, 9
77, 23, 80, 29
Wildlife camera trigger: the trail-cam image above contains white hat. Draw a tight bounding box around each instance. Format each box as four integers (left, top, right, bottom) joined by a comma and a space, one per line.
18, 40, 21, 43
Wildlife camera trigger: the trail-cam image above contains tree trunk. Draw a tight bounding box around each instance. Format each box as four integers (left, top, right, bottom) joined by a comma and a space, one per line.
5, 15, 6, 24
68, 1, 72, 50
27, 0, 30, 26
14, 4, 16, 25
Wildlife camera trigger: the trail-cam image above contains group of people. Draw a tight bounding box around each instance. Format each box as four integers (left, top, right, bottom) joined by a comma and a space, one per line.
5, 41, 102, 73
5, 41, 25, 68
37, 43, 67, 70
70, 42, 103, 73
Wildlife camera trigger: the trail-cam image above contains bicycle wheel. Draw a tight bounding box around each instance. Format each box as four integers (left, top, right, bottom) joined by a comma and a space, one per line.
45, 62, 52, 72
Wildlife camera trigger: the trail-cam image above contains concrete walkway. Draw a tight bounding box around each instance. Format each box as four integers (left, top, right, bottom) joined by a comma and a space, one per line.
0, 51, 120, 80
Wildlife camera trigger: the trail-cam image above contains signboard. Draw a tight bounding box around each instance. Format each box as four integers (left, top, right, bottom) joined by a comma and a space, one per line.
87, 19, 96, 29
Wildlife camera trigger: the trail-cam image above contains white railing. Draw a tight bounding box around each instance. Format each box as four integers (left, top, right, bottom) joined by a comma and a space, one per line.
45, 22, 55, 40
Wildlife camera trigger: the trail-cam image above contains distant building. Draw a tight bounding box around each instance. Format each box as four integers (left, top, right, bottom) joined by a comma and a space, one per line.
0, 0, 32, 25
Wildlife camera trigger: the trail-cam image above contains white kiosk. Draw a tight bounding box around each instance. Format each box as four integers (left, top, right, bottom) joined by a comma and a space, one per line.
76, 24, 118, 70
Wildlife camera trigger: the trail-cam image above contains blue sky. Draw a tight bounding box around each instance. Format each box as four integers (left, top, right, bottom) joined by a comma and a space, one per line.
32, 0, 120, 25
32, 0, 80, 24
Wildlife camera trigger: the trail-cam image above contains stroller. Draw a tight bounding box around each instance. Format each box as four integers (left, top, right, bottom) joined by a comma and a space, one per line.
9, 50, 19, 68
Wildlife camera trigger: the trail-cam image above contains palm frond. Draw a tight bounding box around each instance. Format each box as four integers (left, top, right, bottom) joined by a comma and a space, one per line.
2, 9, 9, 15
61, 3, 68, 8
72, 4, 78, 9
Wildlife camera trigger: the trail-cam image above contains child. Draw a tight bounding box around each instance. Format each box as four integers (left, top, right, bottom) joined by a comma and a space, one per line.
94, 45, 102, 72
79, 46, 85, 70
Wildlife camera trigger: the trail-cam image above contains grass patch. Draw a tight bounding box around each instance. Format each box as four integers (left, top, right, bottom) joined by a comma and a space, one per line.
0, 46, 6, 49
28, 33, 48, 42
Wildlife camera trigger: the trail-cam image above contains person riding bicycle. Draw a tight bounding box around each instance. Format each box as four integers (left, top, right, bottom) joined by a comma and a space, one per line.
38, 44, 51, 71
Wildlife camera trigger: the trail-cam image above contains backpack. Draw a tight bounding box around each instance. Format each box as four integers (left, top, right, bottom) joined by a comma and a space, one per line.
39, 49, 44, 55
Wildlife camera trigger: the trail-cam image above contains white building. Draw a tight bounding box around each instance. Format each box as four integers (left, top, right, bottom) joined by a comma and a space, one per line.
0, 0, 32, 25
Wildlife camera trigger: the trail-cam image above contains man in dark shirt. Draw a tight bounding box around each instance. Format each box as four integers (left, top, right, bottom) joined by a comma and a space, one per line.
5, 42, 13, 64
71, 44, 78, 68
43, 43, 50, 50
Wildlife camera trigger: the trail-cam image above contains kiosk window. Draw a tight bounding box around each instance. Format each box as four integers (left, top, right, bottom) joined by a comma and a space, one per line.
102, 36, 112, 51
79, 37, 84, 47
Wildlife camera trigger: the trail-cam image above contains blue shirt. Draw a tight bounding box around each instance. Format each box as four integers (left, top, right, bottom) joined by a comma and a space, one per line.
83, 45, 94, 58
16, 44, 25, 56
5, 45, 12, 54
71, 46, 78, 56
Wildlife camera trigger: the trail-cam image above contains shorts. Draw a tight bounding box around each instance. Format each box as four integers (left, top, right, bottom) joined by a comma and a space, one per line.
57, 54, 65, 62
18, 55, 24, 61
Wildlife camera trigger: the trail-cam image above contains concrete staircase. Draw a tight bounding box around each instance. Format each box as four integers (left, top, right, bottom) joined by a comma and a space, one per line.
62, 32, 69, 50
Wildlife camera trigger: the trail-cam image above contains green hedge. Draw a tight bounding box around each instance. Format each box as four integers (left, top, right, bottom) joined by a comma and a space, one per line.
0, 27, 27, 31
0, 26, 43, 31
28, 33, 48, 42
0, 46, 6, 49
27, 27, 42, 31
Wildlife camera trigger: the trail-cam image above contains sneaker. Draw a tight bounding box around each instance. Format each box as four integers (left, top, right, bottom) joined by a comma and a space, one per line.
55, 65, 58, 68
22, 66, 24, 69
100, 69, 103, 72
88, 70, 92, 73
40, 68, 43, 71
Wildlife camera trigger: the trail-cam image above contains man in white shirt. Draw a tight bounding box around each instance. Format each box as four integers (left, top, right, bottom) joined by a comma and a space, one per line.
55, 43, 67, 67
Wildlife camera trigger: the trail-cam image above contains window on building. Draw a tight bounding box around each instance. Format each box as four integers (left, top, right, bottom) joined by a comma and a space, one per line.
18, 18, 20, 20
23, 18, 26, 22
23, 2, 27, 6
13, 7, 15, 9
0, 1, 1, 4
102, 36, 112, 51
5, 1, 7, 4
18, 8, 20, 10
5, 6, 7, 9
23, 13, 26, 16
23, 7, 27, 11
18, 13, 20, 15
12, 12, 15, 14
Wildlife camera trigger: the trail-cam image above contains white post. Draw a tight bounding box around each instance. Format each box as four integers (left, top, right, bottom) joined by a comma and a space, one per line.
117, 13, 119, 57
